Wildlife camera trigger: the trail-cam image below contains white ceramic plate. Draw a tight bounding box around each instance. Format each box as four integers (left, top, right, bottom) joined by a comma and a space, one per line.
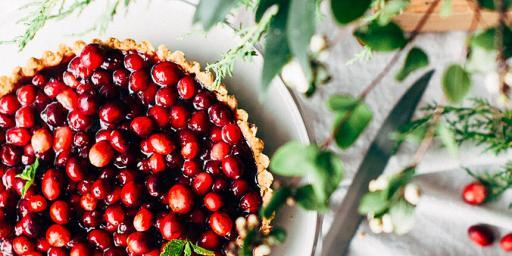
0, 1, 319, 255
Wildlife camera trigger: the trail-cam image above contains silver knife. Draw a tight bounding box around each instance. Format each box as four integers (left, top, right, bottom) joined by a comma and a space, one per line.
320, 70, 435, 256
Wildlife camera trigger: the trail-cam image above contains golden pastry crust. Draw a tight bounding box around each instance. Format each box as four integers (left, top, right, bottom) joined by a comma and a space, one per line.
0, 38, 273, 232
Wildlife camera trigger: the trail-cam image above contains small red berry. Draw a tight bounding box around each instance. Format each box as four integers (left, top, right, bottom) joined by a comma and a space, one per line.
89, 141, 114, 167
204, 192, 224, 211
49, 201, 70, 224
159, 214, 183, 240
31, 128, 53, 154
80, 44, 104, 71
169, 105, 189, 129
46, 224, 71, 247
177, 76, 197, 99
468, 224, 494, 247
130, 116, 154, 137
53, 126, 73, 153
124, 53, 146, 71
462, 182, 488, 205
151, 62, 181, 86
500, 233, 512, 252
222, 123, 242, 144
210, 142, 230, 161
168, 184, 194, 214
148, 133, 176, 155
133, 208, 153, 232
209, 211, 233, 237
155, 87, 177, 108
129, 70, 150, 92
193, 172, 213, 196
15, 106, 35, 128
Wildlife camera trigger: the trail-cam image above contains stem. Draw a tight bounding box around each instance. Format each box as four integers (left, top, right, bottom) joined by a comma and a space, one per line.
411, 104, 444, 166
495, 0, 510, 100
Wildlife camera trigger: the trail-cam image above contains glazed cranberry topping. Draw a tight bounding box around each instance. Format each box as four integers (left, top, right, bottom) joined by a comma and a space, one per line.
0, 43, 262, 255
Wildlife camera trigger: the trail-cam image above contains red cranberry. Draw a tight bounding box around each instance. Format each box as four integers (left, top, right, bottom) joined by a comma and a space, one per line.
121, 181, 142, 207
127, 232, 152, 254
0, 113, 15, 128
113, 232, 128, 247
27, 194, 47, 212
155, 87, 177, 108
188, 111, 210, 133
204, 160, 221, 175
42, 169, 62, 201
193, 173, 213, 196
113, 69, 129, 87
63, 71, 80, 88
80, 44, 104, 71
89, 141, 114, 167
17, 85, 37, 106
151, 62, 181, 86
46, 224, 71, 247
32, 74, 47, 87
221, 156, 243, 179
208, 103, 232, 127
80, 192, 98, 211
82, 210, 101, 228
70, 243, 90, 256
501, 233, 512, 252
168, 184, 194, 214
78, 94, 99, 116
204, 192, 224, 212
133, 208, 153, 232
129, 70, 150, 92
99, 103, 123, 123
209, 211, 233, 237
41, 102, 67, 127
212, 178, 228, 192
182, 160, 200, 177
148, 133, 176, 155
181, 141, 200, 160
102, 49, 123, 70
130, 117, 154, 137
222, 123, 242, 144
138, 82, 158, 105
6, 127, 31, 146
104, 205, 125, 227
88, 229, 113, 250
91, 178, 112, 199
148, 106, 169, 127
53, 126, 73, 154
68, 111, 92, 131
199, 230, 220, 250
56, 89, 79, 111
210, 142, 230, 161
193, 91, 214, 110
177, 76, 197, 99
124, 53, 146, 71
48, 247, 67, 256
231, 180, 249, 198
0, 94, 20, 115
468, 224, 494, 246
159, 214, 183, 240
105, 187, 122, 205
95, 129, 111, 142
240, 191, 262, 213
36, 238, 51, 252
44, 80, 65, 99
65, 157, 86, 182
19, 214, 42, 238
49, 200, 70, 224
169, 105, 189, 129
462, 182, 488, 205
31, 128, 53, 154
14, 106, 34, 128
110, 130, 129, 153
13, 236, 35, 255
149, 153, 166, 173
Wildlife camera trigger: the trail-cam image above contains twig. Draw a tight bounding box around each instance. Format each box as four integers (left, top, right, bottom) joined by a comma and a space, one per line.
411, 104, 444, 166
495, 0, 510, 100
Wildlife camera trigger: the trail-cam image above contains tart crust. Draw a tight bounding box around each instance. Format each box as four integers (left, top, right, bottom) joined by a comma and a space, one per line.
0, 38, 273, 232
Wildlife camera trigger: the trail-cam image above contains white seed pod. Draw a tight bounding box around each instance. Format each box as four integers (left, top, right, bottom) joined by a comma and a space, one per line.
235, 217, 247, 238
505, 71, 512, 86
254, 245, 272, 256
247, 214, 260, 229
485, 72, 500, 94
369, 176, 389, 192
368, 217, 383, 234
281, 60, 309, 93
310, 34, 328, 54
404, 183, 421, 205
381, 214, 394, 233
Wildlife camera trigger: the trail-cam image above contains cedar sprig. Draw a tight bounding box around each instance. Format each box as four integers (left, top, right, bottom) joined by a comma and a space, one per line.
465, 161, 512, 203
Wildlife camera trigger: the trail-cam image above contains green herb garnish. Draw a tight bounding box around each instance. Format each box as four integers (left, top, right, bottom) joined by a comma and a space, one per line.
160, 239, 214, 256
16, 158, 40, 198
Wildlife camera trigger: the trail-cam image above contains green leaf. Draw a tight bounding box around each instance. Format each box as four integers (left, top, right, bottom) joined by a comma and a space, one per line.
354, 21, 407, 52
331, 0, 372, 24
16, 158, 40, 198
260, 186, 292, 218
358, 191, 389, 215
331, 99, 373, 149
442, 64, 472, 103
383, 167, 415, 199
240, 229, 258, 256
256, 0, 281, 22
389, 199, 416, 235
327, 94, 360, 111
270, 141, 319, 177
477, 0, 511, 10
287, 0, 315, 82
376, 0, 410, 25
183, 243, 192, 256
261, 0, 292, 90
191, 244, 215, 256
295, 185, 329, 211
470, 27, 512, 58
395, 47, 429, 81
437, 122, 458, 156
268, 228, 287, 244
310, 150, 344, 203
193, 0, 237, 31
161, 239, 187, 256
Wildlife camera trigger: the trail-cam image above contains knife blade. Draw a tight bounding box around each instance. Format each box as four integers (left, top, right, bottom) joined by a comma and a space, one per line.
320, 70, 435, 256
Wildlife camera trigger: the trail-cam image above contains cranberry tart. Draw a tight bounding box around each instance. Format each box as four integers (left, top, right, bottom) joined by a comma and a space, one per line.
0, 38, 273, 255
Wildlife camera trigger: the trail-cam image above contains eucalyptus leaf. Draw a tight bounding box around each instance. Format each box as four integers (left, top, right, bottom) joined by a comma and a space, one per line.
395, 47, 429, 81
442, 64, 472, 103
389, 200, 416, 235
270, 141, 319, 177
287, 0, 315, 82
358, 191, 389, 215
354, 21, 407, 52
261, 0, 291, 90
331, 0, 372, 24
470, 27, 512, 58
331, 100, 373, 149
437, 122, 458, 156
193, 0, 237, 30
327, 94, 360, 111
310, 150, 344, 203
261, 186, 292, 218
295, 185, 329, 211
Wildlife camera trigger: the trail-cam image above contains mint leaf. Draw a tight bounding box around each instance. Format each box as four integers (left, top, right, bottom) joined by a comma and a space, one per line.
161, 239, 186, 256
261, 186, 292, 218
193, 0, 237, 30
16, 158, 40, 198
354, 21, 406, 52
287, 0, 315, 82
442, 64, 472, 103
270, 141, 319, 177
331, 0, 372, 24
396, 47, 429, 81
183, 243, 192, 256
191, 244, 215, 256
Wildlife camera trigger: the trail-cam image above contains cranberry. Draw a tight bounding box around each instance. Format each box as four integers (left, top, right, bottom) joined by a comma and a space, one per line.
204, 160, 221, 175
91, 178, 112, 199
148, 106, 169, 127
169, 105, 189, 128
159, 214, 183, 240
240, 191, 261, 213
27, 194, 47, 212
121, 181, 142, 207
42, 169, 62, 201
129, 70, 150, 92
176, 76, 196, 99
151, 62, 181, 86
221, 156, 243, 179
204, 192, 224, 212
102, 49, 123, 70
208, 103, 232, 127
0, 94, 20, 115
210, 142, 230, 161
41, 102, 67, 127
231, 180, 249, 198
80, 44, 105, 71
148, 153, 166, 173
63, 71, 80, 88
181, 141, 200, 160
88, 229, 113, 250
31, 128, 53, 154
113, 232, 129, 247
127, 232, 151, 254
124, 53, 146, 71
462, 182, 487, 205
0, 113, 15, 128
56, 89, 79, 111
78, 94, 99, 116
501, 233, 512, 252
99, 103, 124, 123
13, 236, 34, 255
199, 230, 220, 250
89, 141, 114, 167
2, 144, 21, 166
95, 129, 111, 142
193, 91, 213, 110
49, 200, 70, 224
155, 87, 177, 108
182, 160, 200, 177
17, 85, 37, 106
82, 210, 101, 228
105, 187, 122, 205
44, 80, 66, 98
36, 238, 51, 252
468, 224, 494, 246
104, 205, 125, 228
138, 82, 158, 105
222, 123, 242, 144
188, 111, 210, 133
70, 243, 90, 256
80, 192, 98, 211
193, 173, 213, 196
32, 74, 47, 87
148, 133, 176, 155
46, 224, 71, 247
15, 106, 35, 128
6, 127, 31, 146
90, 69, 110, 86
19, 214, 42, 238
68, 111, 92, 131
209, 211, 233, 237
130, 116, 154, 137
53, 126, 73, 153
168, 184, 194, 214
65, 157, 86, 182
48, 247, 67, 256
133, 208, 153, 232
212, 178, 228, 192
110, 130, 129, 153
